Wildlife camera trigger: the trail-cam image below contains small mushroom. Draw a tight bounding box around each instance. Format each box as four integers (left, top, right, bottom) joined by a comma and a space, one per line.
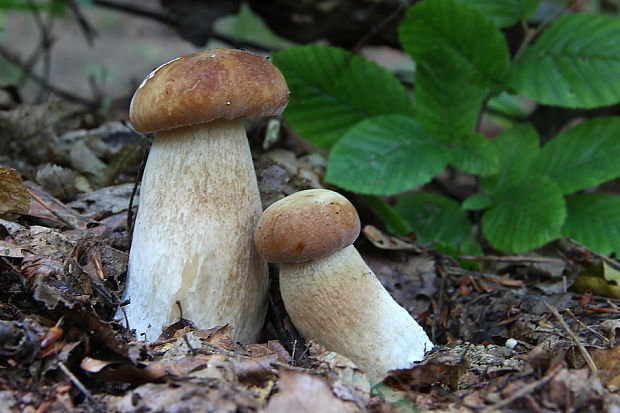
123, 49, 289, 342
254, 189, 433, 378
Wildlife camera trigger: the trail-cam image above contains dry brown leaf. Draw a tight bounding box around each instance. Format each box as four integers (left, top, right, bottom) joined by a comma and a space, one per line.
24, 181, 92, 229
547, 368, 591, 411
108, 379, 260, 413
0, 167, 29, 215
593, 345, 620, 391
262, 369, 360, 413
363, 225, 423, 252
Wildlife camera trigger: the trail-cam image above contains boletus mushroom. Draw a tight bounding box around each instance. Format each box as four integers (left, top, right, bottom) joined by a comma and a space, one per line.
254, 189, 433, 378
123, 49, 289, 342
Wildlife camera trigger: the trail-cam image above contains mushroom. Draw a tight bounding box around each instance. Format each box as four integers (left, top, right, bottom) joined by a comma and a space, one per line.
123, 49, 289, 342
254, 189, 433, 378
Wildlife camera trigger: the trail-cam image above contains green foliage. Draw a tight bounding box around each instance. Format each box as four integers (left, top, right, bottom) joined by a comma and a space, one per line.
462, 0, 540, 27
482, 176, 566, 252
325, 115, 448, 195
399, 0, 510, 89
510, 14, 620, 108
274, 0, 620, 255
533, 118, 620, 194
363, 196, 410, 236
394, 192, 480, 254
215, 3, 295, 50
563, 194, 620, 256
272, 45, 413, 148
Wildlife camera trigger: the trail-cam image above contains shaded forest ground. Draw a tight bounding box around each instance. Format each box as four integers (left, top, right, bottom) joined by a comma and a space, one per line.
0, 2, 620, 412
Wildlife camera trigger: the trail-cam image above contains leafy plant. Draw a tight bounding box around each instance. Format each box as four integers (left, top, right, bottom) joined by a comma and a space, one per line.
272, 0, 620, 254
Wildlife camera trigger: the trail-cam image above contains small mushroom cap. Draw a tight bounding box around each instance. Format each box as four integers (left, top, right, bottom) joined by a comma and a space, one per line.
255, 189, 361, 263
129, 49, 289, 133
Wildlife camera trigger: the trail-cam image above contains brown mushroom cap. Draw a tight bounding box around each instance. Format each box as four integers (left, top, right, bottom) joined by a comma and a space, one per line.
255, 189, 361, 263
129, 49, 290, 133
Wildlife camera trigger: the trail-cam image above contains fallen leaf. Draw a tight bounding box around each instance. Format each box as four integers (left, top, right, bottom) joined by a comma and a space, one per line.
262, 369, 360, 413
363, 225, 422, 252
593, 345, 620, 391
108, 379, 260, 413
35, 164, 84, 199
25, 181, 92, 230
0, 167, 29, 215
574, 262, 620, 299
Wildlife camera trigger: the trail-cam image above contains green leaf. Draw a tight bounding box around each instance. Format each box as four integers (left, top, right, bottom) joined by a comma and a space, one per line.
482, 123, 541, 193
463, 193, 494, 210
363, 195, 410, 235
535, 117, 620, 194
563, 194, 620, 256
399, 0, 510, 89
325, 115, 448, 195
487, 92, 536, 121
394, 192, 475, 248
415, 46, 488, 140
482, 176, 566, 252
462, 0, 540, 27
272, 45, 413, 148
215, 3, 296, 49
449, 132, 499, 176
510, 13, 620, 108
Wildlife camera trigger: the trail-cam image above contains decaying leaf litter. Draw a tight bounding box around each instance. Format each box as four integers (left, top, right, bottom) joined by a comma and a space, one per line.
1, 102, 620, 412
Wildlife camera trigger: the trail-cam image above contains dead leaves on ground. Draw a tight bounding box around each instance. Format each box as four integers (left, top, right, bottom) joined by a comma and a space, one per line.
0, 167, 29, 215
2, 130, 620, 411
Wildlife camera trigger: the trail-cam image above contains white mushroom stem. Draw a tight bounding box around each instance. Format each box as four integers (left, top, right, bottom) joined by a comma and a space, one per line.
123, 119, 267, 342
279, 245, 433, 378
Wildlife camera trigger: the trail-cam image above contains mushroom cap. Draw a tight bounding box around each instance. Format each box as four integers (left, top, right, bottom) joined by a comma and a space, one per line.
255, 189, 361, 263
129, 49, 289, 133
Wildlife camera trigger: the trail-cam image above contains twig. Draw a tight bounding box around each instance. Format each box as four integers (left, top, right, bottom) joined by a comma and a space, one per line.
565, 308, 609, 345
58, 362, 95, 402
0, 45, 99, 108
544, 301, 598, 374
127, 135, 150, 240
65, 0, 98, 45
91, 0, 272, 51
566, 237, 620, 271
513, 0, 577, 63
26, 0, 54, 102
26, 188, 78, 230
352, 5, 406, 53
480, 364, 562, 413
93, 0, 176, 25
459, 255, 565, 265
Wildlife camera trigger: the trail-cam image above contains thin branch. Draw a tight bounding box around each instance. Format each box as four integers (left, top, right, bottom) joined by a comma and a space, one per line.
66, 0, 98, 45
92, 0, 176, 25
459, 255, 565, 265
91, 0, 273, 51
26, 0, 55, 102
513, 0, 576, 63
58, 362, 96, 403
352, 5, 406, 54
544, 301, 598, 374
0, 45, 99, 108
480, 364, 562, 413
566, 237, 620, 271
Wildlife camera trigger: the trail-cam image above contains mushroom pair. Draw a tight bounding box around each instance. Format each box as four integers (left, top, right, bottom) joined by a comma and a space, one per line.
122, 49, 289, 342
254, 189, 434, 378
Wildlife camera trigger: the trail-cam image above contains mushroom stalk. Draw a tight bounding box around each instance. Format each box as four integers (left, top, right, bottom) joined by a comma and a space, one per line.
125, 119, 267, 342
280, 245, 433, 378
254, 189, 433, 379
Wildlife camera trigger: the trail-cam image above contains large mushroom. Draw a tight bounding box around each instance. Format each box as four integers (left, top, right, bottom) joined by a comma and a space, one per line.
122, 49, 289, 342
254, 189, 433, 378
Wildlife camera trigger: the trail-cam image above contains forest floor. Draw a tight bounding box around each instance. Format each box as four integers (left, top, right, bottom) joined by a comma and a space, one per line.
0, 103, 619, 413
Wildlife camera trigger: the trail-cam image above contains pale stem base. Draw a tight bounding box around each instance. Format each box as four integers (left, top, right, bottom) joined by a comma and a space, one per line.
280, 245, 433, 378
121, 119, 268, 342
